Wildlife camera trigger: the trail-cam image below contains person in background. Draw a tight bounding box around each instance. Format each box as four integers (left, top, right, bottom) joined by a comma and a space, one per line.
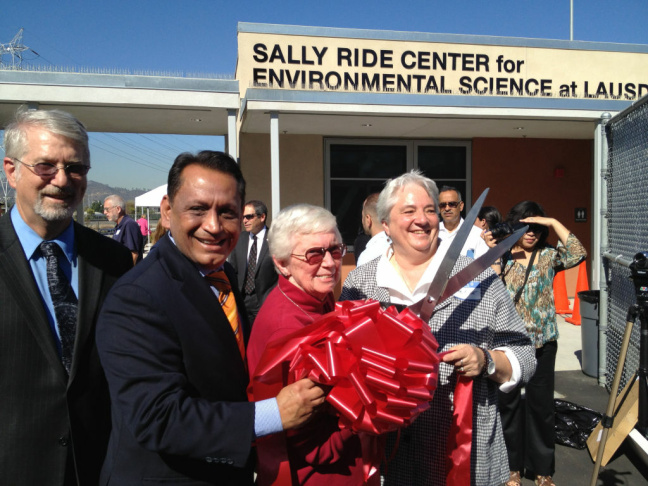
438, 185, 489, 259
0, 108, 132, 485
229, 200, 278, 325
352, 230, 370, 264
340, 171, 536, 486
247, 203, 376, 485
486, 201, 586, 486
474, 205, 502, 231
356, 192, 391, 267
104, 194, 143, 265
150, 220, 168, 246
137, 212, 150, 245
96, 151, 325, 485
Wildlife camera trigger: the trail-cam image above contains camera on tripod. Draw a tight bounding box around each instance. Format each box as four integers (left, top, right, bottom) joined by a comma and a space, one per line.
630, 251, 648, 306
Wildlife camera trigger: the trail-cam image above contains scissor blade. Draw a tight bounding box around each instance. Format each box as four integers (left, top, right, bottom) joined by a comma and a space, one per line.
437, 226, 528, 305
415, 187, 489, 322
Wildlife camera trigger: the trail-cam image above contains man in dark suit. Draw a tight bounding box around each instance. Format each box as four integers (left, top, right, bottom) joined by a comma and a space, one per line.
96, 151, 326, 485
229, 199, 278, 324
0, 108, 133, 485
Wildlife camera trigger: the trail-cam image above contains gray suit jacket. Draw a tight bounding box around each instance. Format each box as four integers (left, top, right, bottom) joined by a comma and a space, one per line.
0, 213, 132, 485
229, 230, 278, 316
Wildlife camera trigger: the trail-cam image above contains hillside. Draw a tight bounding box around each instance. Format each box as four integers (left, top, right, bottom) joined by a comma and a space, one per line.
85, 180, 151, 205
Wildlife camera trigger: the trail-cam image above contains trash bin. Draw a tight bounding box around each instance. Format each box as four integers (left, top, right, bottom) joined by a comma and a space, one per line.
578, 290, 600, 378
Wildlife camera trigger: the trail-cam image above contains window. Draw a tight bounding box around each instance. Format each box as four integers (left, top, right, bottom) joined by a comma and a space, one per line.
326, 139, 471, 247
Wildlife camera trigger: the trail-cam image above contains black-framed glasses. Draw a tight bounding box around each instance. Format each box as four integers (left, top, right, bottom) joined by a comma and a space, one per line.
291, 244, 347, 265
243, 214, 258, 221
13, 158, 90, 178
438, 201, 461, 209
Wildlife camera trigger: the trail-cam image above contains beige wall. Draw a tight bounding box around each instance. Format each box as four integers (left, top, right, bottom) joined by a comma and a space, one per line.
239, 133, 324, 220
238, 31, 648, 101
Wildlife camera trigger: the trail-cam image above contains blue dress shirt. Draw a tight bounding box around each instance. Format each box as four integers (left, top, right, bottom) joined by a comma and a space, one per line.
11, 206, 78, 355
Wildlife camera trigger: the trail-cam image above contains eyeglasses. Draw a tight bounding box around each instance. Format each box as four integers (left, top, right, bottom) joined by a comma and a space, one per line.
291, 244, 347, 265
242, 214, 258, 221
438, 201, 461, 209
13, 158, 90, 178
103, 206, 116, 212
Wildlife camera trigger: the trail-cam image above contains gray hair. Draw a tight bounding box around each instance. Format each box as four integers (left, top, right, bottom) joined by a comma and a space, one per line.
3, 107, 90, 163
439, 185, 463, 202
377, 170, 439, 223
105, 194, 125, 213
268, 204, 342, 264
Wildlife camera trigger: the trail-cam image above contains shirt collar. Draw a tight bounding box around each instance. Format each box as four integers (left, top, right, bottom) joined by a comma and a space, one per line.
11, 206, 76, 263
439, 217, 464, 235
375, 243, 448, 305
251, 226, 267, 241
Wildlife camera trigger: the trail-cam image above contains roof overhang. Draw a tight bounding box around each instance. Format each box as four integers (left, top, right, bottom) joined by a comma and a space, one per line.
0, 70, 239, 135
240, 88, 631, 139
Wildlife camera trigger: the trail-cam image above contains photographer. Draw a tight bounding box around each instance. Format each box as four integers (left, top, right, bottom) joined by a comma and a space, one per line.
484, 201, 586, 486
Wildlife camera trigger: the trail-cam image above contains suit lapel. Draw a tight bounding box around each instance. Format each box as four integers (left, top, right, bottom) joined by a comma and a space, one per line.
236, 233, 248, 290
72, 224, 103, 382
0, 215, 67, 384
255, 233, 270, 278
160, 237, 247, 369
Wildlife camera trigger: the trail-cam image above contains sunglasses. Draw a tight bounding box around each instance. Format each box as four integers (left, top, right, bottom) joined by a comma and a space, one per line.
13, 158, 90, 178
242, 214, 258, 221
526, 223, 545, 234
438, 201, 461, 209
291, 244, 347, 265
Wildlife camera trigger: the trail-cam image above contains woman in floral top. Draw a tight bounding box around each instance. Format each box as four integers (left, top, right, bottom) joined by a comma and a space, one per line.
489, 201, 586, 486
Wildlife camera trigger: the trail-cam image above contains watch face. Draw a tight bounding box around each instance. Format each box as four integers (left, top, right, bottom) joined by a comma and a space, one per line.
487, 359, 496, 375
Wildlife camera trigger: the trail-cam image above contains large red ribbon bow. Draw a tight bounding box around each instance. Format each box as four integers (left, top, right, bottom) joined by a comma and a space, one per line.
249, 299, 440, 483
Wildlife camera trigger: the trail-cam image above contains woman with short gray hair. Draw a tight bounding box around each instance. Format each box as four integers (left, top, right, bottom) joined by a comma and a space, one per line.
341, 170, 536, 486
248, 203, 376, 485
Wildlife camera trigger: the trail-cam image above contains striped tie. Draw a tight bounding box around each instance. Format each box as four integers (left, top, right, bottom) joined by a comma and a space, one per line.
205, 270, 245, 360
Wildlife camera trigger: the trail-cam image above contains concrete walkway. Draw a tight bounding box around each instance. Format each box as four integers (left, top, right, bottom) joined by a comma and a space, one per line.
512, 311, 648, 485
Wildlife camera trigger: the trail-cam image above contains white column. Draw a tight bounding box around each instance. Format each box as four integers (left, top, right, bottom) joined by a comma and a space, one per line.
227, 109, 238, 161
593, 112, 611, 386
270, 112, 280, 218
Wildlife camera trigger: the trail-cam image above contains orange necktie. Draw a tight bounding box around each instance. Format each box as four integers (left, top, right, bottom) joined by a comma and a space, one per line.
205, 270, 245, 360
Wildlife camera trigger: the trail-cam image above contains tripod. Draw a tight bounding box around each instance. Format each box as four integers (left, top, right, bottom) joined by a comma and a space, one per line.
590, 251, 648, 486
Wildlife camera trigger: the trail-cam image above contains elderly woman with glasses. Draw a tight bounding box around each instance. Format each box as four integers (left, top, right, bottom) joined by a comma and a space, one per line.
484, 201, 586, 486
340, 171, 536, 486
247, 204, 376, 486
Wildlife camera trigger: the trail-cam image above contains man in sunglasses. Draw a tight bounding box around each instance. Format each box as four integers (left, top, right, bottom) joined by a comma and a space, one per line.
438, 185, 489, 259
229, 199, 277, 325
0, 108, 133, 485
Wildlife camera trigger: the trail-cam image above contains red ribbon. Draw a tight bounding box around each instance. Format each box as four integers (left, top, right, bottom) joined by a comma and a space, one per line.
248, 300, 440, 483
446, 375, 473, 486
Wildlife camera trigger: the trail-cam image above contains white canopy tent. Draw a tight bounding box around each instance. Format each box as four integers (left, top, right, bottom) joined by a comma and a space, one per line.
135, 184, 167, 208
134, 184, 167, 246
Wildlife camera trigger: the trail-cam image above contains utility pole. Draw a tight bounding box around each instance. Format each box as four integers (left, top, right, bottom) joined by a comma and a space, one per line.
570, 0, 574, 41
0, 28, 29, 69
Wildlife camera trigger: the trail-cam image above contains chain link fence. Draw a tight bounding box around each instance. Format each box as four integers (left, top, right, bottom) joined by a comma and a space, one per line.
604, 96, 648, 392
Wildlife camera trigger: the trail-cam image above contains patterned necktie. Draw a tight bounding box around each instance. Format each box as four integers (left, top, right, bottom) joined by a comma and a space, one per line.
244, 235, 257, 295
205, 270, 245, 360
40, 241, 77, 374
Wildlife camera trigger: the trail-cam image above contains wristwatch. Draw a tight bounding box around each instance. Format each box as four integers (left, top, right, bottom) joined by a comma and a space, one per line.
480, 348, 496, 377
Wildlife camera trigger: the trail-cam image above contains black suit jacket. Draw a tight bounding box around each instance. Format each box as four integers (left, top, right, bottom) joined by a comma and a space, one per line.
96, 233, 255, 485
0, 214, 133, 485
229, 229, 277, 316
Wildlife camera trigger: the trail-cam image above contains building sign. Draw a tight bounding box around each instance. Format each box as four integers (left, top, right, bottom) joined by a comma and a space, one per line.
238, 31, 648, 100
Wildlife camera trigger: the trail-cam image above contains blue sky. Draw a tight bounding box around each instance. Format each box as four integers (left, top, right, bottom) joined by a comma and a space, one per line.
2, 0, 647, 191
